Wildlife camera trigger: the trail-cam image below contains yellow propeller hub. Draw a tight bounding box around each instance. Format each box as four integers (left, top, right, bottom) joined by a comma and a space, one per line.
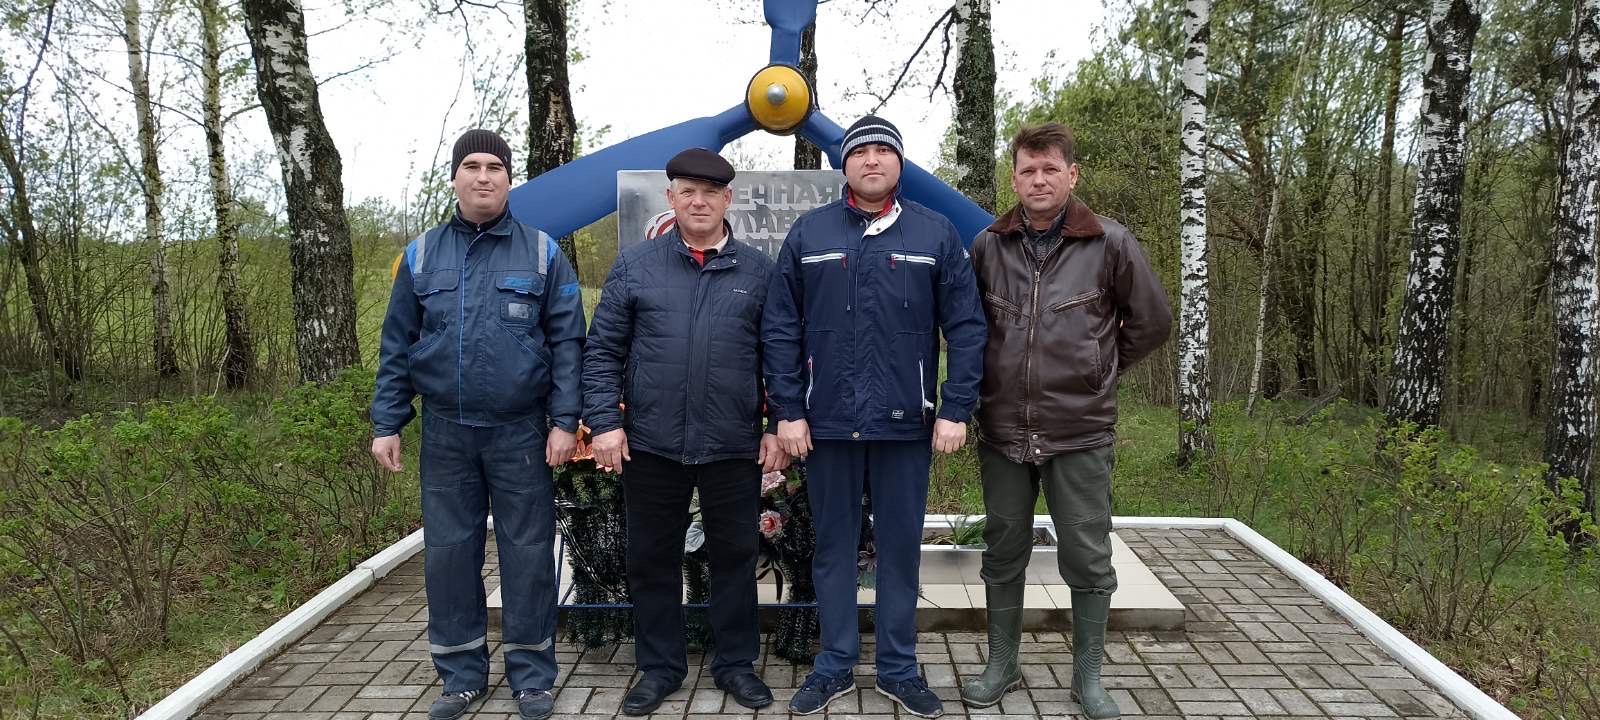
745, 64, 813, 135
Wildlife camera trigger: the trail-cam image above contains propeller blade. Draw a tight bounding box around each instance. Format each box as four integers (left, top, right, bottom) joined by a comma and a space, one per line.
764, 0, 817, 64
800, 112, 996, 246
508, 104, 756, 238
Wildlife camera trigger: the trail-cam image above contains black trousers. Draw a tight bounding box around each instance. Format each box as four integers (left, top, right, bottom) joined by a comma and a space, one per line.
623, 450, 761, 684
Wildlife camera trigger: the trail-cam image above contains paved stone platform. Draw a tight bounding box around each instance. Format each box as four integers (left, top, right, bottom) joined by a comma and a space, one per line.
487, 530, 1186, 632
195, 528, 1469, 719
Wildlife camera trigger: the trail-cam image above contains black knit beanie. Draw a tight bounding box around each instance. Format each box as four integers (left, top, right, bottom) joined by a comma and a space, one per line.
451, 129, 513, 178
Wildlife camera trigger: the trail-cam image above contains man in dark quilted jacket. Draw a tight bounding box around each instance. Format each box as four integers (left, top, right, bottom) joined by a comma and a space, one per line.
582, 148, 789, 716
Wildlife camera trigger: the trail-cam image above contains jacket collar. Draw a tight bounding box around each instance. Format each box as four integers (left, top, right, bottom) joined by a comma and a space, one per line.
987, 196, 1103, 239
667, 220, 741, 259
451, 205, 515, 236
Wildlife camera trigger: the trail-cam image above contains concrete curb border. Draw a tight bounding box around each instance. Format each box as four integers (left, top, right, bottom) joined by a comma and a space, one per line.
140, 515, 1514, 720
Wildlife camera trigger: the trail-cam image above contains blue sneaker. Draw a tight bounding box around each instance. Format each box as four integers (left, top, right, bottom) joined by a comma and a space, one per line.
428, 687, 488, 720
877, 676, 945, 718
515, 689, 554, 720
788, 671, 856, 715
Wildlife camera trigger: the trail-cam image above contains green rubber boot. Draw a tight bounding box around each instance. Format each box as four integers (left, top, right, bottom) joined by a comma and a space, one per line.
1070, 591, 1121, 719
959, 583, 1025, 707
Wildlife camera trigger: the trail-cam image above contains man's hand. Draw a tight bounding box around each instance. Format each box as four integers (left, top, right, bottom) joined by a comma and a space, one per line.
546, 427, 577, 467
758, 433, 792, 473
591, 428, 630, 469
932, 419, 967, 454
371, 434, 403, 472
777, 419, 812, 459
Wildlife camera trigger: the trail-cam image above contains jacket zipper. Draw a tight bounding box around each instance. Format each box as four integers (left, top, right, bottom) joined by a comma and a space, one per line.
806, 356, 814, 410
1050, 290, 1102, 313
684, 251, 715, 463
919, 358, 933, 422
459, 233, 487, 424
1024, 268, 1041, 456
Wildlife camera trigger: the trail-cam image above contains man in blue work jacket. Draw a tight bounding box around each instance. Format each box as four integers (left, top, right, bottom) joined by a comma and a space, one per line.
584, 148, 788, 716
763, 115, 987, 718
369, 129, 585, 720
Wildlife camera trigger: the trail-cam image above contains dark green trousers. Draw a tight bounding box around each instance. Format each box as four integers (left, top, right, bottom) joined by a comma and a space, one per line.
977, 443, 1117, 595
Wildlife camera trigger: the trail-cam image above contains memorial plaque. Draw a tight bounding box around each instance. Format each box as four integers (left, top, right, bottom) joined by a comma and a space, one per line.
617, 170, 845, 257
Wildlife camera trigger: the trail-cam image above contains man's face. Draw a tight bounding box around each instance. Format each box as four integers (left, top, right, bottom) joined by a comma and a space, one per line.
843, 143, 902, 201
665, 178, 732, 238
453, 152, 510, 222
1011, 145, 1078, 219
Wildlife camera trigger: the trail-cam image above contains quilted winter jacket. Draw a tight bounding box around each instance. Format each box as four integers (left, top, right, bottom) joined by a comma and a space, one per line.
582, 226, 776, 464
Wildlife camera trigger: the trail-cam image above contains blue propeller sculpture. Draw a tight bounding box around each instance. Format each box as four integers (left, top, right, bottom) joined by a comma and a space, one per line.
506, 0, 995, 245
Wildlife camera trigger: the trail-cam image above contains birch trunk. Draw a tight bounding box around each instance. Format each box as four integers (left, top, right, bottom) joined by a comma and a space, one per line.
524, 0, 578, 267
123, 0, 179, 377
794, 21, 822, 170
952, 0, 996, 213
200, 0, 255, 388
1178, 0, 1215, 464
0, 110, 75, 379
241, 0, 361, 384
1544, 0, 1600, 523
1386, 0, 1482, 429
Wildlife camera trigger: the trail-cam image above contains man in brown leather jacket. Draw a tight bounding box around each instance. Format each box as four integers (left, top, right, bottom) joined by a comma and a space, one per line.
959, 123, 1171, 717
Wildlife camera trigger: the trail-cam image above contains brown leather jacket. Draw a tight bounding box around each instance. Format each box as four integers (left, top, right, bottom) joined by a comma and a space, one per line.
970, 197, 1172, 462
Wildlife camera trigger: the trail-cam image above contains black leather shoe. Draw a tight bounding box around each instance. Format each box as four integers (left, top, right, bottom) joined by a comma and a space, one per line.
715, 671, 774, 709
622, 675, 680, 716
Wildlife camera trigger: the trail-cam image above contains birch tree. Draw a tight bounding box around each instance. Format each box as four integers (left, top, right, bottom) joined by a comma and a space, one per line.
241, 0, 360, 384
121, 0, 179, 377
952, 0, 995, 213
1247, 8, 1321, 416
1543, 0, 1600, 523
0, 107, 73, 379
524, 0, 577, 264
199, 0, 255, 388
1178, 0, 1214, 464
794, 20, 821, 170
1386, 0, 1482, 429
1365, 7, 1409, 407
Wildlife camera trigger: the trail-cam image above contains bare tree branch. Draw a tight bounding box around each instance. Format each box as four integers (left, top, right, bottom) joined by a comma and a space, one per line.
869, 4, 954, 114
5, 0, 59, 166
926, 5, 957, 101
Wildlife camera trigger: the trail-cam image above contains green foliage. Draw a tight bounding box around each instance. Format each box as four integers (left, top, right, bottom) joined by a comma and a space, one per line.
268, 367, 416, 569
1360, 424, 1594, 642
0, 398, 254, 661
0, 373, 420, 716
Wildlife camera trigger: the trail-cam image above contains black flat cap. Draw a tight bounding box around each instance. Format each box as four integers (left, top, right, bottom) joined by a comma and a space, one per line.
666, 148, 736, 186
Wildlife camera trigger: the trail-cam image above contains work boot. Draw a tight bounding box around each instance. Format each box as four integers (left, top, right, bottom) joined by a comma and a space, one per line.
960, 582, 1025, 707
1070, 590, 1121, 719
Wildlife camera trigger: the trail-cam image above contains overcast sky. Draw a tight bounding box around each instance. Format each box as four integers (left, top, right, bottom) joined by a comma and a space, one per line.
5, 1, 1108, 213
306, 0, 1105, 206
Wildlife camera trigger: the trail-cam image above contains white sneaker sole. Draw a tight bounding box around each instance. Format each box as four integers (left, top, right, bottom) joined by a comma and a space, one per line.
789, 684, 856, 716
876, 686, 946, 718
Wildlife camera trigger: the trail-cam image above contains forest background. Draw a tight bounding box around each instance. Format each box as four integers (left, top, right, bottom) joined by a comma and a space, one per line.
3, 0, 1600, 717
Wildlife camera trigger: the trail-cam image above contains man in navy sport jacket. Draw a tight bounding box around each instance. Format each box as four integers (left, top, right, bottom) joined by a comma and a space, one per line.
369, 129, 584, 720
763, 115, 987, 718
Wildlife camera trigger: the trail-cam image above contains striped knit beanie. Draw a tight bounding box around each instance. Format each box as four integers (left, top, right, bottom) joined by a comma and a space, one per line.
841, 115, 904, 159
